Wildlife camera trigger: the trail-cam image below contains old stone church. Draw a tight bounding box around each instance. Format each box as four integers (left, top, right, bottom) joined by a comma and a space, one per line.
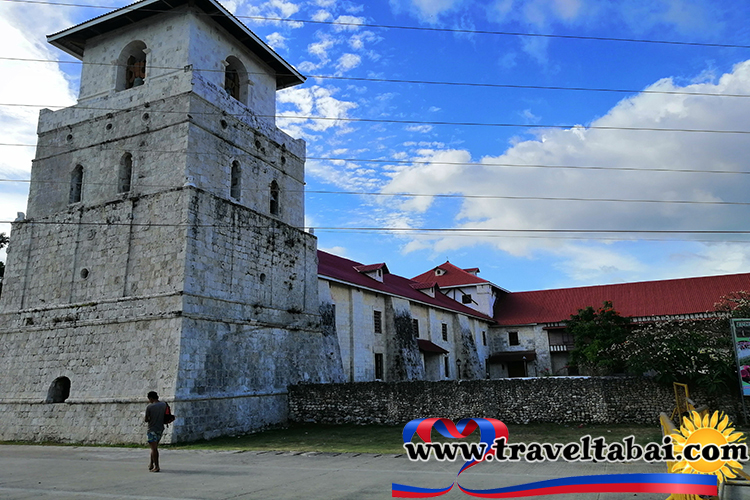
0, 0, 345, 443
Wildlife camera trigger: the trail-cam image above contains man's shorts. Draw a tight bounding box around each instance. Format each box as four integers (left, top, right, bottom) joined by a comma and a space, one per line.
147, 430, 163, 443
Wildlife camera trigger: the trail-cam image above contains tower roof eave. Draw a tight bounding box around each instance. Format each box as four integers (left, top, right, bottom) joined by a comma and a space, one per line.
46, 0, 305, 90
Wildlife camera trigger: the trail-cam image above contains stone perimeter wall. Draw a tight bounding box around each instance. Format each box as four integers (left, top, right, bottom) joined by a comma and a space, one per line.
289, 377, 740, 426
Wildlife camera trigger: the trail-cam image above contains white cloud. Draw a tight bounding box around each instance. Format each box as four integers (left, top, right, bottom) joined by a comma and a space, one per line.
319, 245, 350, 257
520, 109, 541, 123
267, 0, 300, 18
333, 15, 365, 31
349, 31, 380, 50
265, 32, 286, 50
487, 0, 723, 67
336, 53, 362, 73
405, 125, 434, 133
312, 10, 332, 22
390, 0, 466, 22
242, 0, 304, 28
277, 85, 358, 137
380, 60, 750, 283
0, 2, 78, 252
304, 34, 339, 69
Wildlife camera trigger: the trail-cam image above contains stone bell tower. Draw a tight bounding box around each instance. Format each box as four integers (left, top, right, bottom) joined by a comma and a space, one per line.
0, 0, 343, 443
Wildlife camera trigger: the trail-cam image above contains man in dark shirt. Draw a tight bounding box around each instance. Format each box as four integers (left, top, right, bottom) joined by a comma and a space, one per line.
144, 391, 167, 472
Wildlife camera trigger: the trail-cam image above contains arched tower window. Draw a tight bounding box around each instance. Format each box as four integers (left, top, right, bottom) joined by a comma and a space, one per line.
46, 376, 71, 403
224, 56, 248, 104
119, 153, 133, 193
230, 160, 241, 200
270, 180, 280, 215
116, 41, 148, 91
69, 165, 83, 203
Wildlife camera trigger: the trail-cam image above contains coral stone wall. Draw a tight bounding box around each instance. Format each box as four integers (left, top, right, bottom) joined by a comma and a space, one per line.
289, 377, 739, 426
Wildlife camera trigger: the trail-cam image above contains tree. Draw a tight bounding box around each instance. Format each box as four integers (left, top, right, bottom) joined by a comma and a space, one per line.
606, 291, 750, 395
610, 318, 733, 395
714, 291, 750, 319
567, 301, 630, 375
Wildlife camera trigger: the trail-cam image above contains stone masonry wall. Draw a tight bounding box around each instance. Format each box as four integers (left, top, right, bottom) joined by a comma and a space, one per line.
289, 378, 740, 426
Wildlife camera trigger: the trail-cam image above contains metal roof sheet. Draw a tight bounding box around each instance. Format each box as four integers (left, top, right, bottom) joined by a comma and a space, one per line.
494, 273, 750, 325
318, 251, 494, 322
412, 261, 490, 287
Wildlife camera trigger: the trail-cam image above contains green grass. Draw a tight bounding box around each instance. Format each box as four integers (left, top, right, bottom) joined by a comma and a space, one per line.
166, 422, 666, 454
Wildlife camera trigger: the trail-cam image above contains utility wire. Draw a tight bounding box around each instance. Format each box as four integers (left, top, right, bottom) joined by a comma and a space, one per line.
3, 56, 748, 99
2, 143, 750, 177
3, 0, 750, 50
1, 104, 749, 134
1, 218, 749, 237
1, 178, 749, 207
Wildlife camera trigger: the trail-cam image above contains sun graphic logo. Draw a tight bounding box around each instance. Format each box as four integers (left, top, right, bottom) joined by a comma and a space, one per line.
670, 410, 747, 482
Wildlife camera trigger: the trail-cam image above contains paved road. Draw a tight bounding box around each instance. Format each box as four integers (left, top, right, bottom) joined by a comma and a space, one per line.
0, 445, 672, 499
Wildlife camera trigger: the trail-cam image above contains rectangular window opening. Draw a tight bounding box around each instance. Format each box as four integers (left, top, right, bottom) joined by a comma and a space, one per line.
375, 353, 384, 380
509, 331, 519, 346
374, 310, 382, 334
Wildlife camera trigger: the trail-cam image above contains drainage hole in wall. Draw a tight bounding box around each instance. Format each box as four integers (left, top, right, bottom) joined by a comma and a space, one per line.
80, 268, 90, 280
221, 119, 228, 129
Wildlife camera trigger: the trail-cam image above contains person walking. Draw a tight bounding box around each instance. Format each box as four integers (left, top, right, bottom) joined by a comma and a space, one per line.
144, 391, 167, 472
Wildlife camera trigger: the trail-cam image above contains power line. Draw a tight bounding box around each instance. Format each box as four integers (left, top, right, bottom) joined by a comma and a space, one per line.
4, 0, 750, 50
2, 178, 750, 206
2, 104, 750, 134
2, 218, 750, 235
3, 56, 749, 99
2, 143, 750, 177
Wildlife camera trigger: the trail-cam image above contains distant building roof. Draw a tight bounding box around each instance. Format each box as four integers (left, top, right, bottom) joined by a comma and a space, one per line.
353, 263, 389, 274
46, 0, 305, 89
410, 281, 438, 290
318, 251, 494, 322
412, 261, 506, 290
494, 273, 750, 326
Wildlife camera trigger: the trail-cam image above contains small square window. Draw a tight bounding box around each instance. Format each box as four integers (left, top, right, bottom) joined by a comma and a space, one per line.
462, 294, 472, 304
374, 310, 382, 333
509, 331, 519, 346
442, 323, 448, 341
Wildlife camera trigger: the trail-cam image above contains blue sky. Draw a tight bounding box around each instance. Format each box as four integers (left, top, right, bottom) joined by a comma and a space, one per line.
3, 0, 750, 292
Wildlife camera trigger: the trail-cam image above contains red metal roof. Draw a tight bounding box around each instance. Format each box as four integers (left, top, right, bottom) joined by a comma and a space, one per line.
418, 339, 449, 354
494, 273, 750, 326
353, 263, 389, 274
318, 251, 493, 321
410, 281, 438, 290
412, 261, 490, 287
